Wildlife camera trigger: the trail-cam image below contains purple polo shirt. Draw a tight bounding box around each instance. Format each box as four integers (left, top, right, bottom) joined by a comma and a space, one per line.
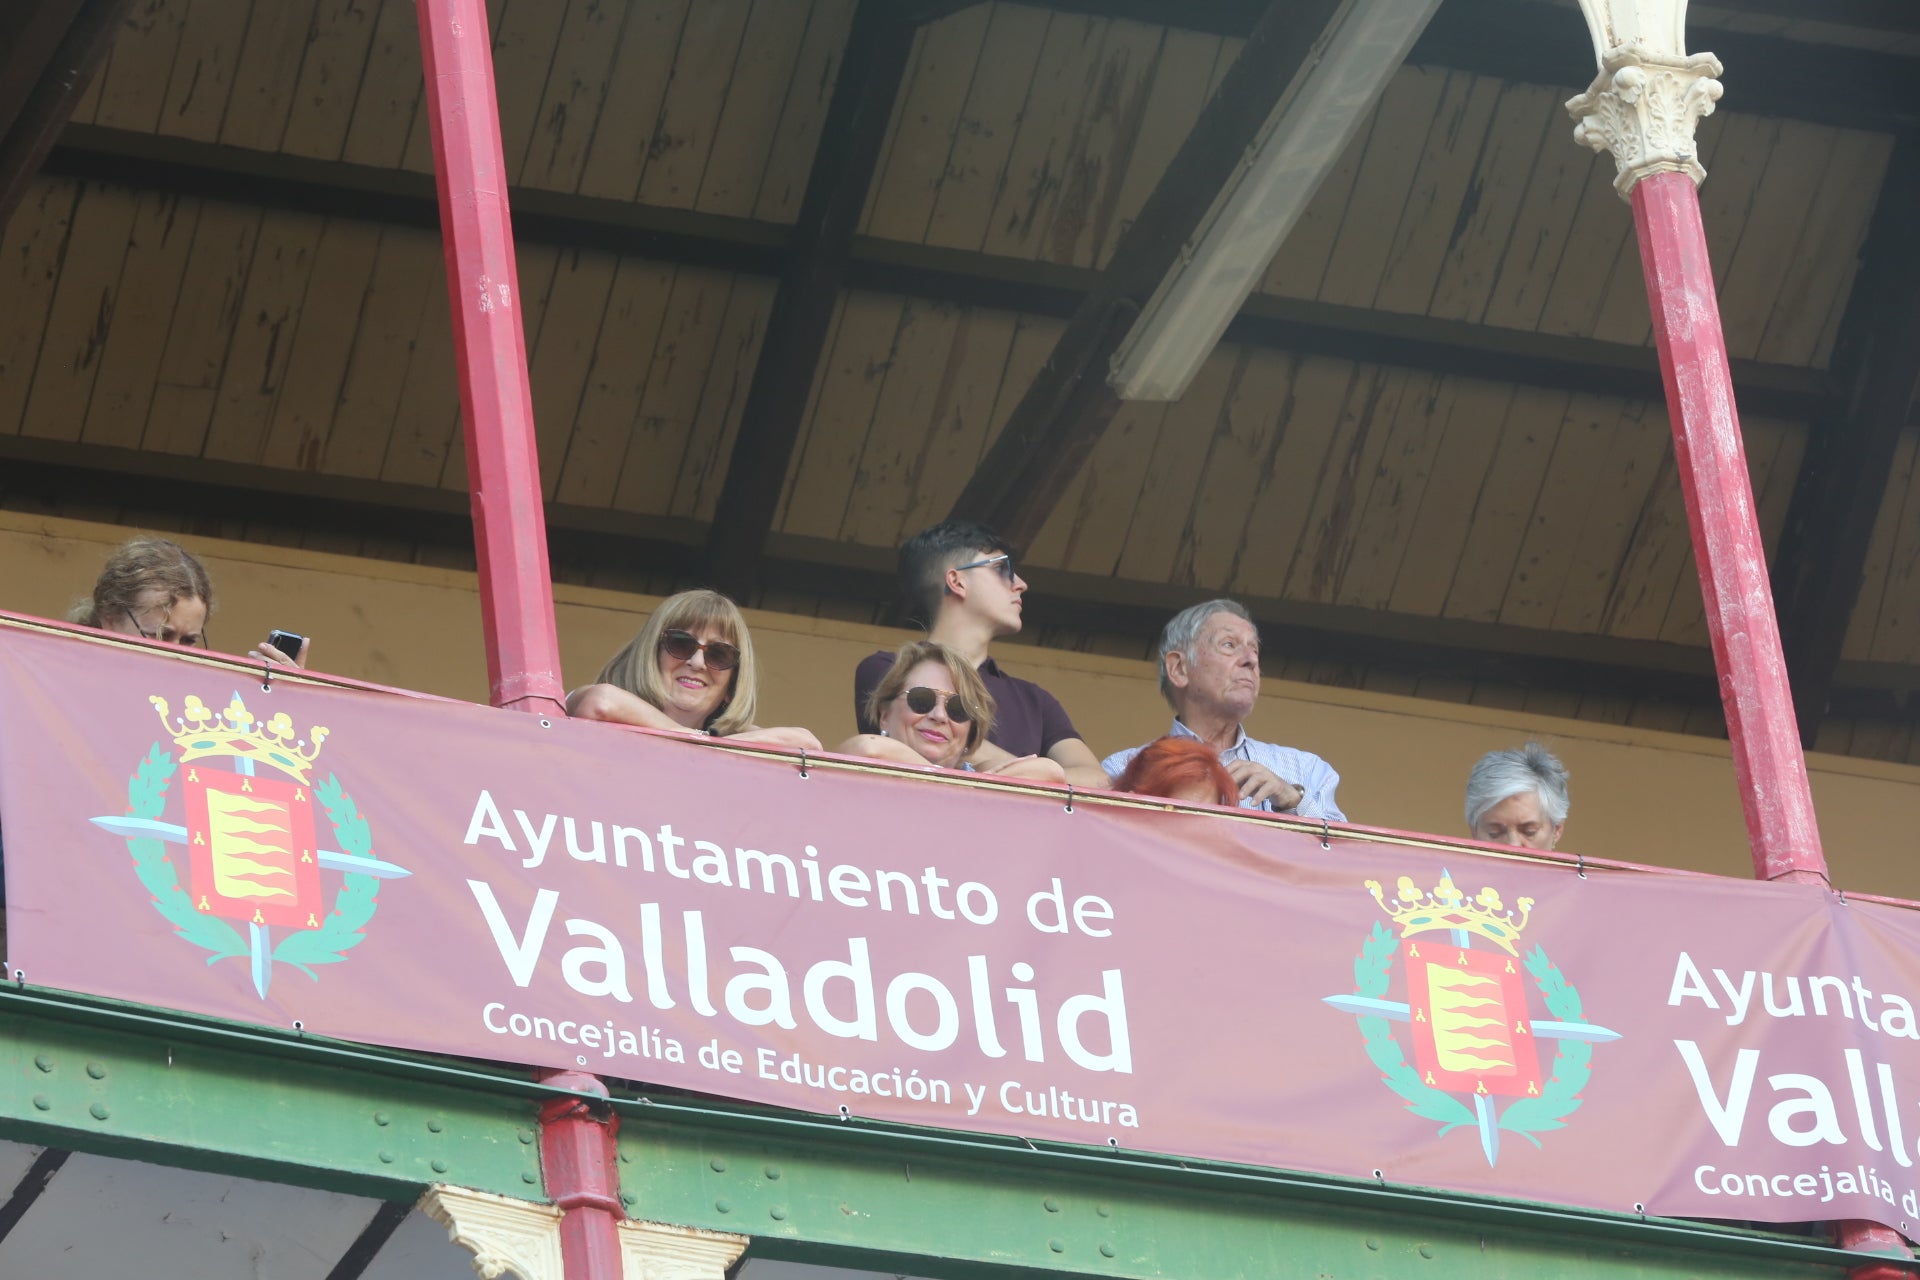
853, 650, 1081, 759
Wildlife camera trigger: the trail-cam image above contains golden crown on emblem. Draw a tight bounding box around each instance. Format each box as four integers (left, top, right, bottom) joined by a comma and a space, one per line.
1365, 872, 1533, 955
150, 694, 329, 784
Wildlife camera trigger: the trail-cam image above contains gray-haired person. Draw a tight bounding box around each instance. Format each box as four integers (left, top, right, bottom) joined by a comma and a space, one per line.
1101, 600, 1344, 820
1465, 743, 1569, 850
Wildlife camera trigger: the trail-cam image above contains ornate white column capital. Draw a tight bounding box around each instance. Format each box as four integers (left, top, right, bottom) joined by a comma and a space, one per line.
1565, 0, 1723, 199
421, 1185, 566, 1280
617, 1219, 749, 1280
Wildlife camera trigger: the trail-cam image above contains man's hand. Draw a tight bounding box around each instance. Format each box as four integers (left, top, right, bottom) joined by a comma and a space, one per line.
1226, 759, 1303, 812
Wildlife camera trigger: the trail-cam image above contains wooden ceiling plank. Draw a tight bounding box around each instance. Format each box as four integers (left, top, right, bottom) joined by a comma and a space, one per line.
634, 0, 753, 210
482, 0, 575, 184
1176, 347, 1290, 586
1477, 115, 1599, 332
860, 13, 988, 243
1383, 378, 1516, 617
694, 0, 818, 219
522, 246, 622, 495
258, 217, 381, 472
1548, 398, 1671, 635
979, 12, 1113, 262
1757, 130, 1894, 368
1424, 82, 1555, 326
894, 306, 1024, 540
1495, 391, 1630, 629
1052, 16, 1166, 271
19, 180, 140, 445
702, 1, 917, 591
750, 0, 856, 224
158, 0, 251, 142
279, 0, 384, 162
217, 0, 320, 152
1714, 121, 1832, 361
140, 201, 261, 457
78, 187, 198, 450
92, 0, 189, 134
769, 290, 848, 532
321, 225, 445, 479
1438, 384, 1571, 623
1281, 363, 1414, 603
551, 257, 680, 509
1317, 67, 1449, 309
1534, 170, 1635, 340
340, 0, 428, 169
1101, 28, 1222, 269
0, 179, 78, 436
1332, 369, 1452, 610
774, 291, 909, 541
646, 278, 754, 520
516, 0, 625, 192
1849, 436, 1920, 665
839, 298, 966, 546
1373, 72, 1502, 317
572, 1, 691, 199
376, 261, 461, 488
1024, 442, 1095, 567
1057, 398, 1170, 575
1110, 343, 1235, 582
193, 212, 326, 465
611, 266, 750, 516
671, 275, 778, 522
1223, 353, 1353, 597
923, 4, 1052, 253
0, 0, 140, 227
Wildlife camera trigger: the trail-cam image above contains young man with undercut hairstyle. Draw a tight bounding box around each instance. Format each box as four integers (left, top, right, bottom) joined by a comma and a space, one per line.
851, 521, 1110, 789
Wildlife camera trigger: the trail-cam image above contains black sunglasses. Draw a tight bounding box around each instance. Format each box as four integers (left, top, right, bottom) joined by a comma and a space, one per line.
659, 629, 740, 672
902, 686, 972, 723
953, 553, 1016, 584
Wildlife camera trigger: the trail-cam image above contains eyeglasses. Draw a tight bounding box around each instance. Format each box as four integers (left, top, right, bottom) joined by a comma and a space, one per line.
954, 553, 1016, 584
901, 686, 972, 723
659, 629, 740, 672
126, 607, 208, 650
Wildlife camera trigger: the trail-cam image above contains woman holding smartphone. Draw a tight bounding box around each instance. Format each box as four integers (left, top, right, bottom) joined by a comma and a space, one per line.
567, 589, 819, 751
71, 536, 310, 667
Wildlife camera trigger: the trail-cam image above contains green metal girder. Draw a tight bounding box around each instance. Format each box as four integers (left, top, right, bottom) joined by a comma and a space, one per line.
0, 988, 544, 1200
612, 1095, 1907, 1280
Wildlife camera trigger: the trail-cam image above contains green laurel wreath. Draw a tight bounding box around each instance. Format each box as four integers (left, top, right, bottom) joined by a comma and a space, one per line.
123, 745, 379, 978
1349, 922, 1590, 1143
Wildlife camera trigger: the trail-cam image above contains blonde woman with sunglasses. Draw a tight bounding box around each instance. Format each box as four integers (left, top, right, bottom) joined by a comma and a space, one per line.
838, 641, 1063, 783
568, 590, 820, 751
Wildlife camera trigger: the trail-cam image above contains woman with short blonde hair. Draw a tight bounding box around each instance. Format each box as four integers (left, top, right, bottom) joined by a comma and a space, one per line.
839, 640, 1062, 784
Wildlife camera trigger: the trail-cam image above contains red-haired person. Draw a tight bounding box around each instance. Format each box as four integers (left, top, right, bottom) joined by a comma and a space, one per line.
1114, 736, 1237, 807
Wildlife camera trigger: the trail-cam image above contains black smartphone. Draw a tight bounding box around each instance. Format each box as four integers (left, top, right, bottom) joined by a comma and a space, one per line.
266, 630, 306, 661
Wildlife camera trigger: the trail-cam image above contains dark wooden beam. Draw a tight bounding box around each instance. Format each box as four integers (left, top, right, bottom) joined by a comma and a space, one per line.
1772, 135, 1920, 745
323, 1202, 412, 1280
0, 0, 136, 228
6, 430, 1915, 720
0, 1147, 68, 1244
946, 0, 1380, 547
702, 1, 918, 599
1021, 0, 1918, 131
44, 123, 1860, 425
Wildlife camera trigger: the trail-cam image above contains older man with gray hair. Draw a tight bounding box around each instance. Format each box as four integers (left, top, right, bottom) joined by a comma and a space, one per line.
1102, 600, 1344, 820
1465, 743, 1569, 850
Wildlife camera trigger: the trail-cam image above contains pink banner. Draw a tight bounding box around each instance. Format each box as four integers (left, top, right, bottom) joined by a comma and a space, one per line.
5, 620, 1920, 1235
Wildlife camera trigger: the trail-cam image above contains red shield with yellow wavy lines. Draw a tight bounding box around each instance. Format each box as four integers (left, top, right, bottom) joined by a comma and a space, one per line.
1404, 941, 1543, 1098
180, 765, 323, 931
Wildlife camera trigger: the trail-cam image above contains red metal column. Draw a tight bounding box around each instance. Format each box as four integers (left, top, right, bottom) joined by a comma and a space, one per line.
414, 0, 566, 720
413, 2, 622, 1276
1630, 169, 1910, 1277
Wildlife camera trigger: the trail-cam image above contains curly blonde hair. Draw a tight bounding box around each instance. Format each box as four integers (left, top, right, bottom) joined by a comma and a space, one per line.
69, 537, 213, 629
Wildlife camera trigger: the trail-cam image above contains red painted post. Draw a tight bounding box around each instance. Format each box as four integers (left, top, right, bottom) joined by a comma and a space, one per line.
1629, 171, 1826, 886
1629, 156, 1912, 1280
413, 2, 621, 1276
413, 0, 566, 721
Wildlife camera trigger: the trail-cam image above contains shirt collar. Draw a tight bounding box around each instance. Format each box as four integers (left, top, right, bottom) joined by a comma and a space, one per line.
1170, 717, 1248, 753
977, 655, 1004, 676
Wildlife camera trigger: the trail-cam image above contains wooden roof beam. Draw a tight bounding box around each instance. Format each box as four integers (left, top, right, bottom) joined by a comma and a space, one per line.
0, 0, 134, 227
701, 1, 918, 599
945, 0, 1442, 548
1771, 135, 1920, 747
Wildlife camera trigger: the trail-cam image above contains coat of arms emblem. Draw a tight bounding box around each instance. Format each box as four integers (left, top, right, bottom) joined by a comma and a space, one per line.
91, 692, 411, 998
1324, 872, 1620, 1165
